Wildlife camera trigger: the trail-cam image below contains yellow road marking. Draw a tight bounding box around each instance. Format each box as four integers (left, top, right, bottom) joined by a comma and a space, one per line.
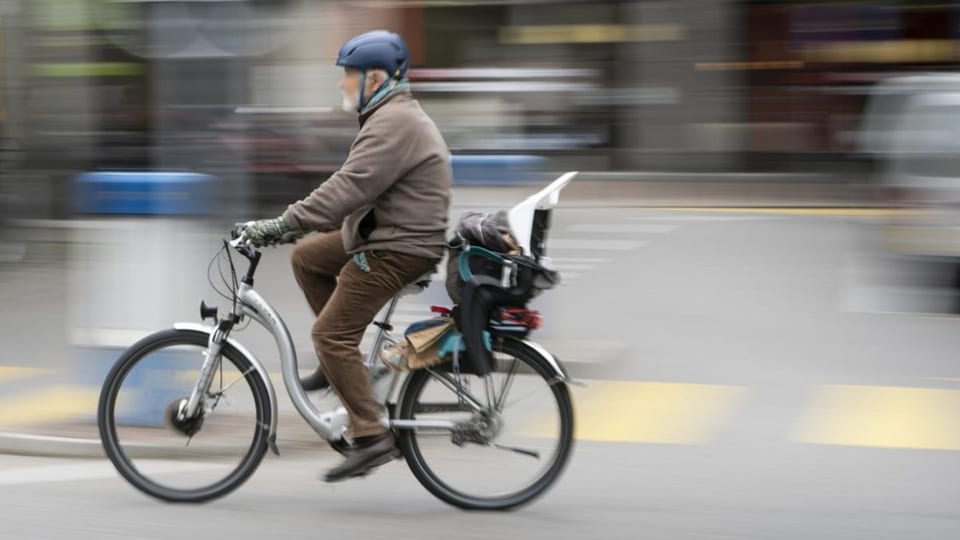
0, 385, 99, 429
0, 367, 55, 384
526, 380, 745, 444
792, 385, 960, 450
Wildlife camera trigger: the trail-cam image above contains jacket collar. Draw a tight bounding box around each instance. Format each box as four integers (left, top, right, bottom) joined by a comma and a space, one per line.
359, 90, 412, 126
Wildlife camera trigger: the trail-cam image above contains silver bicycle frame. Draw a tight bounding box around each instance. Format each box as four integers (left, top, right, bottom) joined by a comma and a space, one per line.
233, 281, 414, 440
178, 240, 575, 448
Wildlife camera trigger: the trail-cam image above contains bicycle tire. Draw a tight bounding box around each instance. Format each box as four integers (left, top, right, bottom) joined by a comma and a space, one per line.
396, 337, 575, 510
97, 328, 271, 503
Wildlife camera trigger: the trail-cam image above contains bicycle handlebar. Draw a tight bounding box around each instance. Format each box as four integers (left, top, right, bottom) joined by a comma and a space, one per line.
226, 227, 261, 283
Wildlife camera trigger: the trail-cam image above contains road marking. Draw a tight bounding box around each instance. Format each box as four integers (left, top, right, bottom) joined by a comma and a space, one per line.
566, 224, 678, 234
547, 257, 612, 264
550, 263, 595, 271
0, 385, 99, 429
629, 215, 772, 222
528, 380, 745, 444
0, 460, 222, 486
656, 207, 908, 217
792, 385, 960, 450
548, 238, 645, 251
0, 367, 54, 383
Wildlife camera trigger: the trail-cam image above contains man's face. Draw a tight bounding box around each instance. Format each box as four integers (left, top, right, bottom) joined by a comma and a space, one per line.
339, 68, 363, 112
339, 68, 386, 112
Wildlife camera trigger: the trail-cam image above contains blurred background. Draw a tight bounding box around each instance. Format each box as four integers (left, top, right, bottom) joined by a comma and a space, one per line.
1, 1, 960, 538
4, 0, 956, 218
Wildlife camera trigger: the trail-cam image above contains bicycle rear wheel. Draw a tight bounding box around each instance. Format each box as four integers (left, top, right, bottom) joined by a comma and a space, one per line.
396, 337, 575, 510
97, 329, 271, 503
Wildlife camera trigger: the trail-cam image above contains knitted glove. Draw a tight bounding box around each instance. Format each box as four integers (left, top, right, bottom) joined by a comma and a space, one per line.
238, 217, 303, 247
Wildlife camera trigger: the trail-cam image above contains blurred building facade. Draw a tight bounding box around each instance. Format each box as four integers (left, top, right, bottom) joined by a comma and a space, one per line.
3, 0, 960, 218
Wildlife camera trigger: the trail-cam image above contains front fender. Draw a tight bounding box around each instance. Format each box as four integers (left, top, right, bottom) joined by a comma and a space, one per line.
173, 322, 280, 455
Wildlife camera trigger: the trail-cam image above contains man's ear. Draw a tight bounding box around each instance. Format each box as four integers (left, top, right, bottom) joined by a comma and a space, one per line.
368, 70, 387, 91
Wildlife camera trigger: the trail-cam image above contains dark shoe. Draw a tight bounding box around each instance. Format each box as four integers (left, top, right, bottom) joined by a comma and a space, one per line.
300, 367, 329, 392
323, 431, 401, 483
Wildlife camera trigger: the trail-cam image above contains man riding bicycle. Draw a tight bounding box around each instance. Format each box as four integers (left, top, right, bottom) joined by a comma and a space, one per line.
237, 30, 451, 482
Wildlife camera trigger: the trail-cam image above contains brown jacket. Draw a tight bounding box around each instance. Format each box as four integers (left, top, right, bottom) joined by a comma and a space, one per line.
282, 91, 451, 260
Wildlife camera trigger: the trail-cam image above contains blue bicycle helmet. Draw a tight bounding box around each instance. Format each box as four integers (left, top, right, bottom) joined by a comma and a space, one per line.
336, 30, 409, 80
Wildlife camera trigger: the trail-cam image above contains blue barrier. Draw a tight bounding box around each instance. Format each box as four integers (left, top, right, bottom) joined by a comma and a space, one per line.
73, 171, 215, 215
71, 171, 216, 426
450, 154, 545, 186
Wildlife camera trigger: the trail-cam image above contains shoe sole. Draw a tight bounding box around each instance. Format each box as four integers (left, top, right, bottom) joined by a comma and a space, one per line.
324, 447, 402, 483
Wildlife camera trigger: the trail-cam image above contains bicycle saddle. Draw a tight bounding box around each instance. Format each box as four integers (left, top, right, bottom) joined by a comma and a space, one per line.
399, 272, 434, 296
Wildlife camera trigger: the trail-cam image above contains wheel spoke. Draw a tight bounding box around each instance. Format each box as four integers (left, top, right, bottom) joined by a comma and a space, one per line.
424, 369, 486, 412
494, 358, 520, 411
400, 340, 575, 510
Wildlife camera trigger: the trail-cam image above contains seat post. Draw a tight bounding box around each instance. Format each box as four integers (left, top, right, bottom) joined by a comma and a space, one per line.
366, 294, 401, 368
380, 294, 401, 326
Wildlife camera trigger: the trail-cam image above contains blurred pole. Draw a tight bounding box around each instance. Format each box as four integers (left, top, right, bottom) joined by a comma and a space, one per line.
617, 0, 745, 172
24, 0, 97, 218
0, 0, 25, 261
146, 2, 250, 220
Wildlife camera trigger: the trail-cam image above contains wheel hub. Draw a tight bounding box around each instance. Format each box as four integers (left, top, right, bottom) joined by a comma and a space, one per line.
451, 410, 503, 446
476, 411, 503, 440
164, 398, 204, 437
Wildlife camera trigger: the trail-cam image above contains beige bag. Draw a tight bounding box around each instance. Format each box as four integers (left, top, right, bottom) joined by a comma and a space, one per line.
380, 317, 456, 371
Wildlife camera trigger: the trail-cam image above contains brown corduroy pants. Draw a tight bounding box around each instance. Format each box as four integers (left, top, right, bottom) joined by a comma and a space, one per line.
290, 231, 436, 438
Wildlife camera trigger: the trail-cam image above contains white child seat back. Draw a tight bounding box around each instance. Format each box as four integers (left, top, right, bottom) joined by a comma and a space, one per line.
507, 171, 578, 257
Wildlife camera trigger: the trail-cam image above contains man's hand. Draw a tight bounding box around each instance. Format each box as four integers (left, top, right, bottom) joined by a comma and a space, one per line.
235, 217, 304, 247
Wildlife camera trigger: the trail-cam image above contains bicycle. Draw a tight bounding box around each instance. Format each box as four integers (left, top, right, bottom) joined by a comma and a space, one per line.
97, 172, 579, 510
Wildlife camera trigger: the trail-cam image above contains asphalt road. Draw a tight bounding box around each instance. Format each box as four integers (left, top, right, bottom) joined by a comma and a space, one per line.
1, 203, 960, 538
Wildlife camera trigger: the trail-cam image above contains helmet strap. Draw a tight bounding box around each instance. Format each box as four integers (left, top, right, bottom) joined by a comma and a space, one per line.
358, 70, 396, 114
357, 70, 368, 112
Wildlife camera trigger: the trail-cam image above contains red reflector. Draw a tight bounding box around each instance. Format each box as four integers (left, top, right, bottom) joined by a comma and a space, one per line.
501, 308, 542, 329
430, 305, 452, 314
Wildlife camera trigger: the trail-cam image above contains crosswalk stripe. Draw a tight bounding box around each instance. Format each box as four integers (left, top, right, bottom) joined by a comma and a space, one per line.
550, 263, 594, 271
526, 380, 745, 444
628, 215, 772, 222
566, 224, 677, 234
547, 257, 612, 264
656, 207, 902, 217
791, 385, 960, 450
0, 367, 54, 384
0, 385, 100, 429
548, 238, 645, 251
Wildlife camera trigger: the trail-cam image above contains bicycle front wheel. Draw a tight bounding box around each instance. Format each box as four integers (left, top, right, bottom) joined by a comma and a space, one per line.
397, 337, 575, 510
97, 329, 271, 503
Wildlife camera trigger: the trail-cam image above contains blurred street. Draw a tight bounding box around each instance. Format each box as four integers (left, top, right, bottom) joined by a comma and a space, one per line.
3, 0, 960, 535
0, 436, 955, 540
2, 201, 960, 538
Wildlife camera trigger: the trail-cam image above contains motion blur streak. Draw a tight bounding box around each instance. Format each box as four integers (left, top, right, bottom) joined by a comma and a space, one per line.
0, 1, 960, 539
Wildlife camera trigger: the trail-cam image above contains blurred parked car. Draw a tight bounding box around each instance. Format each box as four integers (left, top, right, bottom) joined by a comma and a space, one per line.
860, 74, 960, 312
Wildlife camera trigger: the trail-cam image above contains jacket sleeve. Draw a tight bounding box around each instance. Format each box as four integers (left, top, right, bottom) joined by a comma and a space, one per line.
281, 115, 411, 232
